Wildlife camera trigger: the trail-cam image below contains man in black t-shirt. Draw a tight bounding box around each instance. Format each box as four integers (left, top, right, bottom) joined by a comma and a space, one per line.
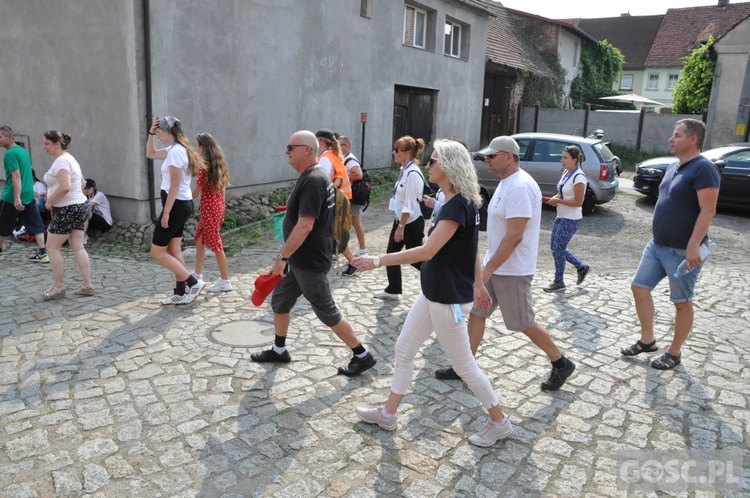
250, 130, 376, 377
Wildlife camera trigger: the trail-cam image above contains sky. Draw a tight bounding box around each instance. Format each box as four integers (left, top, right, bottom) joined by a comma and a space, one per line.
496, 0, 733, 20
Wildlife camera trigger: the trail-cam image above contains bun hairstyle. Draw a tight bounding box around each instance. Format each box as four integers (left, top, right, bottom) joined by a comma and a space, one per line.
43, 130, 72, 150
395, 135, 425, 164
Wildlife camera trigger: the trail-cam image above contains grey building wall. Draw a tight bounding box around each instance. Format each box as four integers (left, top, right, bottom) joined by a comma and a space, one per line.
706, 17, 750, 148
0, 0, 150, 222
2, 1, 488, 223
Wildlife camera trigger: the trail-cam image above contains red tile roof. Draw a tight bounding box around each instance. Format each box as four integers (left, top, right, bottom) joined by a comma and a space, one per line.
645, 2, 750, 67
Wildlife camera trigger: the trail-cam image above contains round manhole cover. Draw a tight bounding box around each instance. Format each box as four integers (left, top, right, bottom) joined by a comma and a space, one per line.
211, 320, 275, 347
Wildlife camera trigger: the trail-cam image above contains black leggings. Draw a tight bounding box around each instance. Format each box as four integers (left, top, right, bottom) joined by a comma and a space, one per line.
384, 217, 424, 294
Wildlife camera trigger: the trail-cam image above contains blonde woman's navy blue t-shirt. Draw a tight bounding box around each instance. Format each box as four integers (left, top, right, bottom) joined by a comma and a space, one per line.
421, 195, 479, 304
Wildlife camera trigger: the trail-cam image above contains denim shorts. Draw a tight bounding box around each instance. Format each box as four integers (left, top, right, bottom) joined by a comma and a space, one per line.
631, 239, 701, 303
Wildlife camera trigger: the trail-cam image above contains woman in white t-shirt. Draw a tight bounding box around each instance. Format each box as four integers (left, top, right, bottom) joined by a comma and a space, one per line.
41, 130, 93, 300
83, 178, 113, 234
543, 145, 591, 293
146, 115, 205, 305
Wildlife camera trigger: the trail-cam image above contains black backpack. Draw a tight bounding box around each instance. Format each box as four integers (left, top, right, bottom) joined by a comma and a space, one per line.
347, 156, 371, 211
407, 169, 433, 219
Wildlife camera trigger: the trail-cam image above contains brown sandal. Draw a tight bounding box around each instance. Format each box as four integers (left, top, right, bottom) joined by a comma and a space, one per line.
42, 287, 66, 301
74, 286, 95, 296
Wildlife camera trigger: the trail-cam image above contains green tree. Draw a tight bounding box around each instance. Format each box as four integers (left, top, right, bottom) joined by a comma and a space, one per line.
570, 40, 626, 108
672, 36, 716, 114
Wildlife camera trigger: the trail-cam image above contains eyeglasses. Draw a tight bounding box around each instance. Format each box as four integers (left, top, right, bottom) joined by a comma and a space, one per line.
428, 158, 438, 166
286, 144, 307, 152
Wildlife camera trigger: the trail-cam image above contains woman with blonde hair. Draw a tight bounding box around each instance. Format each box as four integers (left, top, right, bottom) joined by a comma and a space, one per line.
41, 130, 93, 299
146, 115, 205, 305
375, 135, 426, 301
192, 133, 232, 292
352, 139, 512, 447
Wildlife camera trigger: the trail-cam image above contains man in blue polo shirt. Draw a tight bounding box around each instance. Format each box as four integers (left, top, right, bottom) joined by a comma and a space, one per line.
621, 119, 720, 370
0, 125, 48, 262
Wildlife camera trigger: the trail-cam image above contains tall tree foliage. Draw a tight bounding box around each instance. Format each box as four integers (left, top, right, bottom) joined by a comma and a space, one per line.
570, 40, 625, 108
672, 36, 716, 114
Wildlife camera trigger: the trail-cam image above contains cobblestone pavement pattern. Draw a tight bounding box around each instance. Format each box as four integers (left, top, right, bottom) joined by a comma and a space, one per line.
1, 193, 749, 497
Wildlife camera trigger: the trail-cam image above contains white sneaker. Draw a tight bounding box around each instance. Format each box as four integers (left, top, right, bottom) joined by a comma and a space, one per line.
373, 291, 399, 301
469, 417, 513, 447
191, 271, 202, 281
83, 234, 89, 245
185, 280, 207, 303
207, 279, 233, 292
355, 406, 397, 431
355, 249, 368, 256
162, 292, 192, 306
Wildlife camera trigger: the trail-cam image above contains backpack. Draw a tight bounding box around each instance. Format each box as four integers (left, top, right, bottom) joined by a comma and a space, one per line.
332, 186, 352, 257
347, 157, 371, 211
407, 169, 433, 219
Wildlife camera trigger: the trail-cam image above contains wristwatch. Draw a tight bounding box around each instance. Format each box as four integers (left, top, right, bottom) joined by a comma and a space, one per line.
397, 224, 405, 229
373, 256, 381, 268
276, 252, 288, 261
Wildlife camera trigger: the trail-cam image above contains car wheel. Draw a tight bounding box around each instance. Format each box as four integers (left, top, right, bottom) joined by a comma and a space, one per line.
582, 189, 596, 216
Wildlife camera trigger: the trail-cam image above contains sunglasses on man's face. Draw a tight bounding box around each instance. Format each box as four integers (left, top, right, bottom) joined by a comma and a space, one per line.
286, 144, 307, 152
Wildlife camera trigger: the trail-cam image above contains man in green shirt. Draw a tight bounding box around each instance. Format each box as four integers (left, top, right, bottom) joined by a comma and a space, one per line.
0, 125, 48, 262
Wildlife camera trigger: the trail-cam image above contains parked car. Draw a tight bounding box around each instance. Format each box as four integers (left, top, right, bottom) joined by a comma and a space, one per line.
473, 132, 619, 215
633, 144, 750, 210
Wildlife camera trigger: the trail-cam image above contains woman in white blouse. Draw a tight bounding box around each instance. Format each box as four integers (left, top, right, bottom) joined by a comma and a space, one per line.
41, 130, 93, 300
374, 135, 426, 301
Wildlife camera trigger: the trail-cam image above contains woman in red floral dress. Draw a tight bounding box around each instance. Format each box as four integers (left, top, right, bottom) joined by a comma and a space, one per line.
192, 133, 232, 292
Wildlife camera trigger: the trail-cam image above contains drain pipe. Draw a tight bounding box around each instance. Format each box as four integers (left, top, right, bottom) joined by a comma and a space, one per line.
143, 0, 156, 222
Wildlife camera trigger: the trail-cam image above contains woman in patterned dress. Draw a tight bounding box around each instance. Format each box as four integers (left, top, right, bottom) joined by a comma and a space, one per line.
192, 133, 232, 292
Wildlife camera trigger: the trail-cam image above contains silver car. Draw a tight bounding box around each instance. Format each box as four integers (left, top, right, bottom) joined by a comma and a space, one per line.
473, 132, 620, 215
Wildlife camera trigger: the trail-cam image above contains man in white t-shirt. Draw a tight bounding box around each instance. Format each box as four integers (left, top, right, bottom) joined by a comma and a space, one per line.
434, 136, 576, 391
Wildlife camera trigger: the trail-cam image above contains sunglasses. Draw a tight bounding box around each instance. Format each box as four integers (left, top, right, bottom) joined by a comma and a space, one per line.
564, 145, 580, 156
428, 158, 438, 166
485, 153, 498, 160
286, 144, 307, 152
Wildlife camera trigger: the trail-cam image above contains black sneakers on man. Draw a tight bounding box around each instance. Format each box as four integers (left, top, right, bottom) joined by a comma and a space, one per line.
541, 356, 576, 391
338, 352, 376, 376
434, 366, 461, 380
251, 348, 292, 363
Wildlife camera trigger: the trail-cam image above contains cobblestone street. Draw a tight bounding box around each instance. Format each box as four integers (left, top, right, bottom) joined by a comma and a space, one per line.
1, 199, 749, 497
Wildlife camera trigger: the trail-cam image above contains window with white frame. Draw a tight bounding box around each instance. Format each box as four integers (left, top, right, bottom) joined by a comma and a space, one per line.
404, 5, 427, 49
647, 74, 659, 90
444, 19, 461, 57
667, 74, 679, 90
620, 74, 633, 90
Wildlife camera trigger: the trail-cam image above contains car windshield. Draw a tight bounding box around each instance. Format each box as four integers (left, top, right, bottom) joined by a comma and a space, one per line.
593, 142, 615, 161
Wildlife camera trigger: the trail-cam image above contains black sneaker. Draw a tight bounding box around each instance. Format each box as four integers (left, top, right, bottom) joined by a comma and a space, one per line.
543, 281, 565, 293
251, 348, 291, 363
338, 352, 376, 376
541, 357, 576, 391
342, 264, 358, 277
577, 265, 591, 285
434, 366, 461, 380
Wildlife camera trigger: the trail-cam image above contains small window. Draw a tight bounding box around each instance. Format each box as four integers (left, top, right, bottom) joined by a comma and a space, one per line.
620, 74, 633, 91
647, 74, 659, 90
667, 74, 679, 90
404, 5, 427, 49
444, 20, 462, 58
